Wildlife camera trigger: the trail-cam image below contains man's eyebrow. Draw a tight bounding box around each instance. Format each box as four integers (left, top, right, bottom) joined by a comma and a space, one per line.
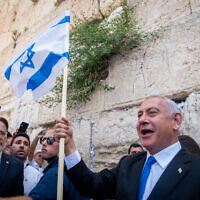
146, 107, 160, 112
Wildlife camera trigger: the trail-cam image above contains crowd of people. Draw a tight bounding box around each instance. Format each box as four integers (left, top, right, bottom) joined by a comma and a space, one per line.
0, 95, 200, 200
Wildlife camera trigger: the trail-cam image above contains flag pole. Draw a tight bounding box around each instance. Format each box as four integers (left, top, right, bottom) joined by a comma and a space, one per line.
57, 65, 68, 200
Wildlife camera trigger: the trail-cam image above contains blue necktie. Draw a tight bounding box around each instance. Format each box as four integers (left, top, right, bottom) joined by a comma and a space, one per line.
138, 156, 156, 200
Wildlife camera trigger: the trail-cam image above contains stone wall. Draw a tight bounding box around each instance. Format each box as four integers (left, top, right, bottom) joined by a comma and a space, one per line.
0, 0, 200, 170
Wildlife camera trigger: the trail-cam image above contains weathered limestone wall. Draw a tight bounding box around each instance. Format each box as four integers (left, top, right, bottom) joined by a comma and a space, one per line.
0, 0, 200, 170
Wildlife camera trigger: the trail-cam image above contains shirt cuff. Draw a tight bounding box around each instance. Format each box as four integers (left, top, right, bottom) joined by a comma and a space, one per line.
64, 150, 81, 170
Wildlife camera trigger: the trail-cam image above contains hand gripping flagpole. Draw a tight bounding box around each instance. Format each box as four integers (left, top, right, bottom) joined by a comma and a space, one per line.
57, 66, 68, 200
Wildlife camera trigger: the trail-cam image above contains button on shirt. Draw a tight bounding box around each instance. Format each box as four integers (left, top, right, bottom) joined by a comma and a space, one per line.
142, 142, 181, 200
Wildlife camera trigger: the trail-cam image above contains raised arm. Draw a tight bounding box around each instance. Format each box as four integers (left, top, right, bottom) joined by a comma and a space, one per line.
28, 130, 44, 161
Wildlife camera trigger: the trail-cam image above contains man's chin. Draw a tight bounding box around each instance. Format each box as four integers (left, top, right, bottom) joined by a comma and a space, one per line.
16, 155, 25, 160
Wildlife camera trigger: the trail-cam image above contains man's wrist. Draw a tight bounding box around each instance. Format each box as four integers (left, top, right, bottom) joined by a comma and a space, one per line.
64, 150, 81, 169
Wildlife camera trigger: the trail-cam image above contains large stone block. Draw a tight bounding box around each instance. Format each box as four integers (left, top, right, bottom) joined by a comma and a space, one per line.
100, 0, 126, 16
92, 106, 139, 170
104, 10, 200, 109
75, 9, 200, 112
181, 91, 200, 144
128, 0, 192, 31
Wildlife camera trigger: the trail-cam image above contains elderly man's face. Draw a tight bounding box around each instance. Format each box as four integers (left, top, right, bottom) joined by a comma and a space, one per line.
0, 121, 7, 133
0, 132, 7, 152
136, 97, 180, 155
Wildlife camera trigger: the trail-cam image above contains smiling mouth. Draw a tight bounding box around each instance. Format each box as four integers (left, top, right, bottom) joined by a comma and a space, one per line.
141, 129, 154, 136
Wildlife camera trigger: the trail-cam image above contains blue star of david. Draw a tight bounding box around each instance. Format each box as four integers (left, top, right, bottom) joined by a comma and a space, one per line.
20, 44, 35, 73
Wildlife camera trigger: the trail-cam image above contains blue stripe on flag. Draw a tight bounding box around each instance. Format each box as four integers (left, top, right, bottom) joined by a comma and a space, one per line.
51, 16, 70, 28
4, 65, 12, 80
63, 52, 70, 60
27, 52, 69, 91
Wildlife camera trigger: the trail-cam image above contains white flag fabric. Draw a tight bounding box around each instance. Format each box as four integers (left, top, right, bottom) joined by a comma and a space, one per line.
2, 10, 70, 101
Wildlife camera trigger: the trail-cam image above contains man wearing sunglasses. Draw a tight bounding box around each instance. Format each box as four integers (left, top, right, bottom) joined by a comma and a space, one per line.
29, 128, 89, 200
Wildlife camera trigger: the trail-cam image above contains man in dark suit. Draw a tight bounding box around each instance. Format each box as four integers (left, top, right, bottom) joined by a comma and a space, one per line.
0, 117, 24, 197
54, 95, 200, 200
0, 147, 24, 197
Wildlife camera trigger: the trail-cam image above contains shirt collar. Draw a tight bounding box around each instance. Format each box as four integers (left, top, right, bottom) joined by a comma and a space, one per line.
24, 158, 30, 168
147, 141, 182, 169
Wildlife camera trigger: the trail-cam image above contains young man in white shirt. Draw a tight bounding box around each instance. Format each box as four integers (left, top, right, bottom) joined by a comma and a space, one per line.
10, 133, 42, 195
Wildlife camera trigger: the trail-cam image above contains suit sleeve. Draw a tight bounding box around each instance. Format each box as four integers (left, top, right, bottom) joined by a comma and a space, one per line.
66, 159, 121, 199
15, 160, 24, 195
29, 170, 57, 200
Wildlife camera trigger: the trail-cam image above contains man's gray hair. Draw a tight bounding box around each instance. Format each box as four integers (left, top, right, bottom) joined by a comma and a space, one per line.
146, 95, 180, 117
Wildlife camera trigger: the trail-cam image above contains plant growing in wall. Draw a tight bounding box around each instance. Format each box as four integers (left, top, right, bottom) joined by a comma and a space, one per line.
54, 0, 65, 7
39, 4, 154, 108
31, 0, 39, 4
12, 30, 21, 48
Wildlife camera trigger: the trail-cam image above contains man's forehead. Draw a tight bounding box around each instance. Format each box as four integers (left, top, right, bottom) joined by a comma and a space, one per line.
139, 97, 166, 111
14, 136, 29, 142
45, 129, 54, 137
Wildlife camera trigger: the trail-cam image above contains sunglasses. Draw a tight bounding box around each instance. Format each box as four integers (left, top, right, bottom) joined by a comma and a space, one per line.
40, 137, 57, 145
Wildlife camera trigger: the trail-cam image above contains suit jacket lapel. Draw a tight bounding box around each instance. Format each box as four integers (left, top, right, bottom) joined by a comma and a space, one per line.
148, 149, 191, 200
127, 152, 147, 199
0, 153, 10, 185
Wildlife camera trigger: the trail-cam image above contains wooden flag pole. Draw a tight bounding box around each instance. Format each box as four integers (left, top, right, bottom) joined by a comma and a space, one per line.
57, 66, 68, 200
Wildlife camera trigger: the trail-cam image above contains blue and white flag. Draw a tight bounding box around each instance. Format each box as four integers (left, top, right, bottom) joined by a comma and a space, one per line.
2, 10, 70, 101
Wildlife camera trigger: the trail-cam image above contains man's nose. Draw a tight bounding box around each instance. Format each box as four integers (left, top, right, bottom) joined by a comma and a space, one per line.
138, 114, 149, 125
42, 139, 47, 146
19, 143, 25, 148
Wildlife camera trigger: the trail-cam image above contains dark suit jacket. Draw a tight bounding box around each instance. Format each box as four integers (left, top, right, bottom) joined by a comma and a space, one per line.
66, 149, 200, 200
0, 153, 24, 197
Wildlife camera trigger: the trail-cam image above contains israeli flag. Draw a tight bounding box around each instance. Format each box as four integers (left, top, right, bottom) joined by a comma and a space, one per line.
2, 10, 70, 101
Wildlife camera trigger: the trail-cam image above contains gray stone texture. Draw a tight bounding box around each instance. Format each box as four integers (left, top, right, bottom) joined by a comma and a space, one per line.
0, 0, 200, 170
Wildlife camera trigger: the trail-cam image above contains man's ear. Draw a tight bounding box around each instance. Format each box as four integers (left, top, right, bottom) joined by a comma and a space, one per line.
173, 113, 182, 131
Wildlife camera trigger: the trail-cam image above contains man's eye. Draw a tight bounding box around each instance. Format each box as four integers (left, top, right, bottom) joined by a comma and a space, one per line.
138, 113, 142, 118
149, 111, 157, 115
24, 142, 29, 146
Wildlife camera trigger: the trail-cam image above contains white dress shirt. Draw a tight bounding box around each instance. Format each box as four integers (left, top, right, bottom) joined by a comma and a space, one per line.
64, 150, 81, 169
142, 142, 181, 200
23, 162, 43, 195
26, 159, 44, 173
64, 142, 182, 200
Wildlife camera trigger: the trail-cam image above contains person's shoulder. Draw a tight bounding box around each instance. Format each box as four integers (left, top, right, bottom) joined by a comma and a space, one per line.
25, 165, 42, 176
120, 151, 147, 163
43, 161, 58, 176
179, 149, 200, 167
3, 153, 23, 166
117, 151, 147, 169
